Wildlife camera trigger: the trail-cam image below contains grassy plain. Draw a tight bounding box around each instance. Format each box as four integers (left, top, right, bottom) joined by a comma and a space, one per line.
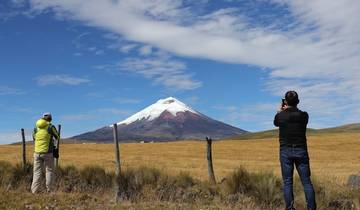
1, 132, 359, 185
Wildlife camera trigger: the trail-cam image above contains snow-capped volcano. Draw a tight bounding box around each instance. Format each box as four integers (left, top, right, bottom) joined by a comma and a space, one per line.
72, 97, 247, 142
118, 97, 198, 125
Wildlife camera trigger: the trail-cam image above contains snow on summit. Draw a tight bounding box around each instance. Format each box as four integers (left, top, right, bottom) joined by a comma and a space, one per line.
117, 97, 198, 125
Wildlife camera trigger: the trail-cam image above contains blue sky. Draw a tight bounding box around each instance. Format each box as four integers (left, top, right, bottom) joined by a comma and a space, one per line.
1, 0, 359, 144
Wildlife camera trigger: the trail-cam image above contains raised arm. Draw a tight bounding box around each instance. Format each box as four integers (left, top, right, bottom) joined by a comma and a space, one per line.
32, 127, 37, 141
50, 125, 60, 141
274, 113, 280, 127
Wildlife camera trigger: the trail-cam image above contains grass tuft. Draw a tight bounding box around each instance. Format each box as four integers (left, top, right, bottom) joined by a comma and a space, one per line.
80, 165, 112, 191
222, 167, 282, 206
223, 166, 252, 194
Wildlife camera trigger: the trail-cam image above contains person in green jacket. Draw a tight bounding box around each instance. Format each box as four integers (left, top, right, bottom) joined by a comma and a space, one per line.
31, 113, 60, 193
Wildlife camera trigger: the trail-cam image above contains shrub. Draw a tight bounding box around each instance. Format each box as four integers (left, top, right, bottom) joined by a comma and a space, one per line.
11, 162, 33, 188
55, 165, 113, 192
80, 165, 112, 191
157, 171, 198, 202
222, 167, 282, 206
0, 161, 33, 190
174, 171, 196, 189
223, 167, 252, 195
56, 165, 81, 192
0, 161, 13, 187
117, 166, 162, 200
250, 172, 282, 205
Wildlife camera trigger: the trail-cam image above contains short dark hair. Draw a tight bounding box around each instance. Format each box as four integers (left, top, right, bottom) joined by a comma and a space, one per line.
285, 90, 299, 106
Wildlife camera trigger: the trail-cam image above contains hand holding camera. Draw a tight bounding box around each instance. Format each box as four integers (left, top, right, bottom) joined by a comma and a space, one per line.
278, 98, 288, 112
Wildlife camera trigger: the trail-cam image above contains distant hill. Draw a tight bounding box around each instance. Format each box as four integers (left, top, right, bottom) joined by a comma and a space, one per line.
229, 123, 360, 140
315, 123, 360, 133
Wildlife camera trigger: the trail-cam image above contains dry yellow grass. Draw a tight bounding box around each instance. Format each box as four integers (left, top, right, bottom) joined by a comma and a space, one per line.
0, 133, 359, 185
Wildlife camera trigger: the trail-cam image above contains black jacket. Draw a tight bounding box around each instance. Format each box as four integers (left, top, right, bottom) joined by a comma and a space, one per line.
274, 107, 308, 146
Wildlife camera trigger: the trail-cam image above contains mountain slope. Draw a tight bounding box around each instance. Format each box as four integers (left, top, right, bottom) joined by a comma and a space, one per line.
72, 97, 247, 142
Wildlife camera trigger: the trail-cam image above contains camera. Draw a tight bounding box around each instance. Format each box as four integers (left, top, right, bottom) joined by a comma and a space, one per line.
281, 98, 286, 108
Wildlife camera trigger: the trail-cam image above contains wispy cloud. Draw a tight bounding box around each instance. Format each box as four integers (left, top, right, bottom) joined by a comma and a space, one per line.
0, 0, 24, 20
113, 98, 141, 104
96, 54, 202, 91
73, 52, 83, 56
84, 91, 105, 99
0, 0, 37, 21
11, 0, 26, 7
70, 31, 106, 56
0, 104, 36, 114
60, 108, 132, 122
36, 74, 90, 86
139, 45, 152, 56
103, 33, 138, 53
0, 130, 32, 145
213, 103, 278, 131
59, 114, 94, 121
0, 86, 25, 95
28, 0, 360, 126
119, 56, 202, 91
184, 96, 200, 106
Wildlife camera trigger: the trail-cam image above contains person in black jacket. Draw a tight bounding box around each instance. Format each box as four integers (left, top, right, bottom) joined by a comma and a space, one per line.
274, 91, 316, 210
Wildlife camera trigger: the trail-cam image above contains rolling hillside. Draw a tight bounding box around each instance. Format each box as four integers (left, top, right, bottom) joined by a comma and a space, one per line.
230, 123, 360, 140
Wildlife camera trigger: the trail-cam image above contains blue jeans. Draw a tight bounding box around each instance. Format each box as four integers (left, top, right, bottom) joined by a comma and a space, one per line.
280, 146, 316, 210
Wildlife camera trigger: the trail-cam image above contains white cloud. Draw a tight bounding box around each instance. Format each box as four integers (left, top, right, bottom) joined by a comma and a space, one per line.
0, 86, 24, 95
28, 0, 360, 126
36, 74, 90, 86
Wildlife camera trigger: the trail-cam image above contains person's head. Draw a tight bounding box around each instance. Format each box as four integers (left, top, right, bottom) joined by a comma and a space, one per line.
284, 90, 299, 107
42, 113, 52, 122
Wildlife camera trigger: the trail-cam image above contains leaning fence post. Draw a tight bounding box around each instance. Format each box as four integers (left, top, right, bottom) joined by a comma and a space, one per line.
55, 124, 61, 168
206, 137, 216, 184
21, 128, 26, 169
113, 123, 121, 203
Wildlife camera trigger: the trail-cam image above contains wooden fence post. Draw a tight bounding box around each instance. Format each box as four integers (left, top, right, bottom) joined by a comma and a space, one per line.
113, 123, 121, 203
206, 137, 216, 184
21, 128, 26, 169
55, 124, 61, 168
